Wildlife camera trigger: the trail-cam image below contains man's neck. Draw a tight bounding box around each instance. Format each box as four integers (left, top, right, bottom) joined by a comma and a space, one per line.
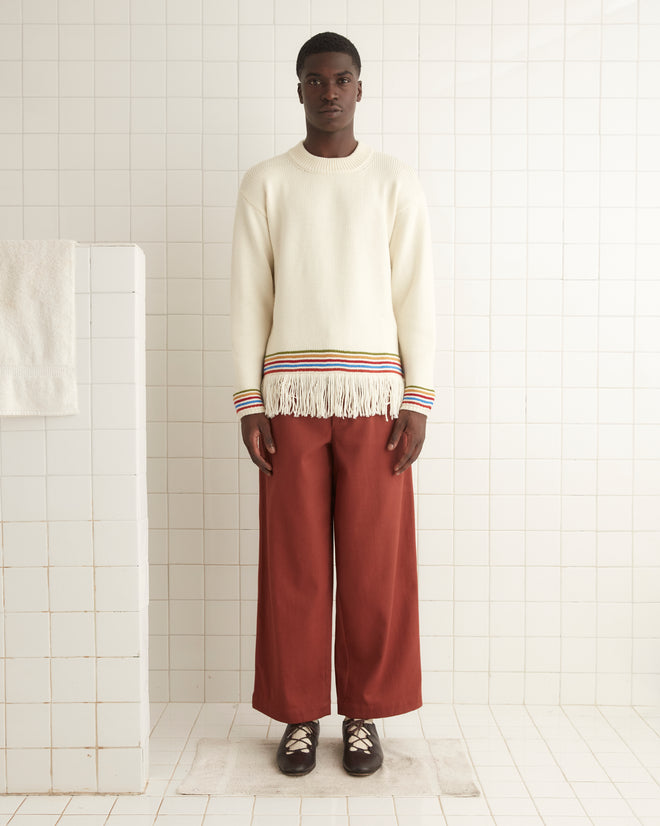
303, 130, 358, 159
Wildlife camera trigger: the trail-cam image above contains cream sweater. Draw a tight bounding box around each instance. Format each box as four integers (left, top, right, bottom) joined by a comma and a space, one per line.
231, 141, 435, 420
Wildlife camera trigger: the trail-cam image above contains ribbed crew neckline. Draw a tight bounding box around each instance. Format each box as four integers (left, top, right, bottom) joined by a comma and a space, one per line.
287, 140, 373, 173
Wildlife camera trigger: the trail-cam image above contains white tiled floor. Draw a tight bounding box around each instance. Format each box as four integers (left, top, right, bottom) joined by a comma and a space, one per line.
1, 703, 659, 825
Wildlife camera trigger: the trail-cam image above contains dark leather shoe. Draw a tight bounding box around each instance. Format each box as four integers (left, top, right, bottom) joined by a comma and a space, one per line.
276, 720, 320, 775
342, 718, 383, 775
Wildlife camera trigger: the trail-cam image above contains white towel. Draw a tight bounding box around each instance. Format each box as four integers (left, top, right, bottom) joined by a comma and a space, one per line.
0, 240, 78, 416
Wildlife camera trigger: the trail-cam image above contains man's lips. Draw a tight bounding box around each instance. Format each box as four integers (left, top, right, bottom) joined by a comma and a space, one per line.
320, 107, 342, 113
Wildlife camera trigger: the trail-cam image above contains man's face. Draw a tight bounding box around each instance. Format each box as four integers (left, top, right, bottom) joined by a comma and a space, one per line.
297, 51, 362, 135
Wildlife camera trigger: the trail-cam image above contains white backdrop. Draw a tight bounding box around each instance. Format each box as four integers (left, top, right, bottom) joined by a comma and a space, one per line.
1, 0, 659, 706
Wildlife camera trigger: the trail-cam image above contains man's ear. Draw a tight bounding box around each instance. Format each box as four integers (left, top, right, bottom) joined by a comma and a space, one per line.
297, 82, 303, 103
357, 80, 362, 102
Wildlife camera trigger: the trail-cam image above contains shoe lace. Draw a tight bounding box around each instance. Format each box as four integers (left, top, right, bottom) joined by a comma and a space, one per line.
345, 718, 374, 754
284, 722, 315, 755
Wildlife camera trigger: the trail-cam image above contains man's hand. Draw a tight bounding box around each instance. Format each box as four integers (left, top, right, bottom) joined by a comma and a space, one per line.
387, 409, 427, 475
241, 412, 276, 475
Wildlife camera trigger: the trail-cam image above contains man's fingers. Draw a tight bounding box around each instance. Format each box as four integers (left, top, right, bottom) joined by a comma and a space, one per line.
391, 409, 427, 472
394, 440, 415, 476
387, 419, 405, 450
255, 457, 273, 475
394, 440, 422, 475
393, 431, 413, 474
249, 434, 273, 475
241, 412, 275, 475
260, 419, 276, 454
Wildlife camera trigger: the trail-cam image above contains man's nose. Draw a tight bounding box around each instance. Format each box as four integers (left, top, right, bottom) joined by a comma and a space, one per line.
321, 84, 338, 101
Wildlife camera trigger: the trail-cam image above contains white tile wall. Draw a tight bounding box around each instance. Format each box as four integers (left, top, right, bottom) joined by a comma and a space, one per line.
1, 0, 659, 711
0, 244, 149, 792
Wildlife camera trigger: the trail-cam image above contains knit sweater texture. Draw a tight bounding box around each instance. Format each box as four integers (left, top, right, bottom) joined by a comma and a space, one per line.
231, 140, 435, 420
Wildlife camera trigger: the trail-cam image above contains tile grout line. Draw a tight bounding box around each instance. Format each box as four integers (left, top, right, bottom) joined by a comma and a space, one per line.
629, 0, 640, 711
526, 704, 607, 825
563, 705, 645, 823
442, 704, 492, 823
599, 704, 660, 793
489, 704, 551, 825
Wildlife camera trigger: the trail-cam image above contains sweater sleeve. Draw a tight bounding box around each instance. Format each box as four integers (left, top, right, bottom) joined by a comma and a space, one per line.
390, 174, 436, 417
231, 188, 274, 418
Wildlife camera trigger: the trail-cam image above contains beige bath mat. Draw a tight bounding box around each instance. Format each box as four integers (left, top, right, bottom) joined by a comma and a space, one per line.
177, 737, 480, 797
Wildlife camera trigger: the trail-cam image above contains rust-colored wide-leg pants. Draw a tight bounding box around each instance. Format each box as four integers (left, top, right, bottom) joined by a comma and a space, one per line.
252, 414, 422, 724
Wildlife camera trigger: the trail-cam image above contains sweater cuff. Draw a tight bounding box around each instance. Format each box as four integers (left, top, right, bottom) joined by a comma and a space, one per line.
400, 385, 434, 416
233, 389, 265, 418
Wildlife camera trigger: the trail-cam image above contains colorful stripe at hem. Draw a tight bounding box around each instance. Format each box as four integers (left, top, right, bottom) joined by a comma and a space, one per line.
263, 349, 403, 376
233, 389, 264, 414
402, 385, 434, 411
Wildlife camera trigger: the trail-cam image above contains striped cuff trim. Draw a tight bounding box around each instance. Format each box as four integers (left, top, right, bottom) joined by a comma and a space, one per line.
233, 389, 264, 414
402, 385, 434, 412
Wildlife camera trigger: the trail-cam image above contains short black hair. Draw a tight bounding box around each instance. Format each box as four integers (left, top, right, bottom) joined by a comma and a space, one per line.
296, 31, 361, 79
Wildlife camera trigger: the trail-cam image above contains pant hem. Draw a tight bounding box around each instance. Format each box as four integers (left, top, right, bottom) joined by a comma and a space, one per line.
337, 695, 423, 720
252, 696, 332, 724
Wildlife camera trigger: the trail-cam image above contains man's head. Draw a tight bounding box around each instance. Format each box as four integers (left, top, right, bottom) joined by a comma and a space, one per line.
296, 32, 362, 138
296, 32, 361, 80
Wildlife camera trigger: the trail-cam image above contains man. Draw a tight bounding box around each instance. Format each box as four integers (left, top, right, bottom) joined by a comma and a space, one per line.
231, 31, 435, 777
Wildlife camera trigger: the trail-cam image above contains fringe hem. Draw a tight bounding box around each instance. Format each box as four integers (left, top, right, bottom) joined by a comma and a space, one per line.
262, 371, 405, 420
